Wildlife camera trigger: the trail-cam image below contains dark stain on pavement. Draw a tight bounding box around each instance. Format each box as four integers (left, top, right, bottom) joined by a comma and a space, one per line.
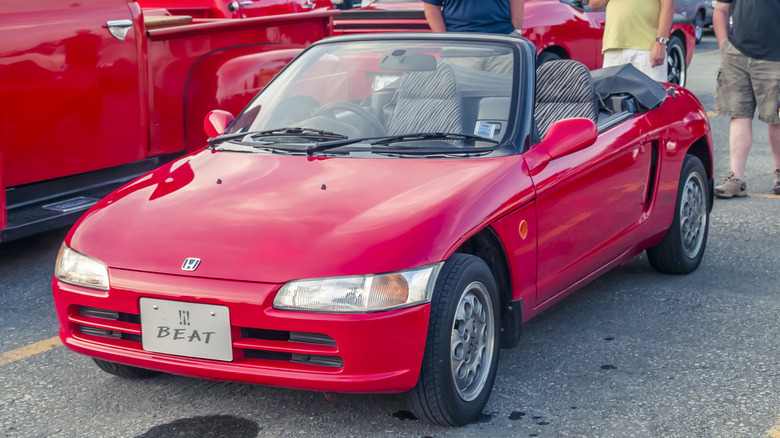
391, 410, 418, 421
601, 364, 617, 370
509, 411, 526, 420
136, 415, 258, 438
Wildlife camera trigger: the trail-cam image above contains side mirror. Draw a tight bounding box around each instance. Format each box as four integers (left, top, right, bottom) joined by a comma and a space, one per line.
203, 110, 235, 138
525, 118, 598, 171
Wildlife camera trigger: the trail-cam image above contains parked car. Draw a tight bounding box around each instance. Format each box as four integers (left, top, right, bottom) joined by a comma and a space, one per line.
138, 0, 334, 18
675, 0, 712, 43
0, 0, 336, 243
334, 0, 696, 86
53, 32, 713, 426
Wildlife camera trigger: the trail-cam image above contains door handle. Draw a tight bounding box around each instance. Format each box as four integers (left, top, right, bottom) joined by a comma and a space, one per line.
106, 19, 133, 40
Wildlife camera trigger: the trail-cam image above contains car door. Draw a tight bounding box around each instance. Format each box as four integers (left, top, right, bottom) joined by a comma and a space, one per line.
0, 0, 145, 187
530, 116, 656, 305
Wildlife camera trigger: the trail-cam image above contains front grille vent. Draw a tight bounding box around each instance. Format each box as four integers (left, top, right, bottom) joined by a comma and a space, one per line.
240, 327, 341, 368
80, 326, 122, 339
74, 306, 142, 342
80, 307, 119, 320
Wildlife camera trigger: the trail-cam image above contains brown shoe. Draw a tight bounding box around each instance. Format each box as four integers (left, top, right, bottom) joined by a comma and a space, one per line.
714, 172, 747, 198
774, 169, 780, 195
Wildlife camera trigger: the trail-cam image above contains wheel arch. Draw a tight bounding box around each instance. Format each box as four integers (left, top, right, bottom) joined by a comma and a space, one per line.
686, 136, 713, 181
538, 45, 569, 61
685, 135, 715, 212
453, 226, 521, 348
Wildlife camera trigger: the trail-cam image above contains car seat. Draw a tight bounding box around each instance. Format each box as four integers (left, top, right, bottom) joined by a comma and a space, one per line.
534, 59, 598, 138
386, 61, 462, 136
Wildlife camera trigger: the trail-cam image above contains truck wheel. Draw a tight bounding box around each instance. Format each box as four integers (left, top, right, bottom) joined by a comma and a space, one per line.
408, 254, 501, 426
93, 358, 162, 379
666, 36, 687, 86
536, 50, 561, 67
647, 155, 709, 274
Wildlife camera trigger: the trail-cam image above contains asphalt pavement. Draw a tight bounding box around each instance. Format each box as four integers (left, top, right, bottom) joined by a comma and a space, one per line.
1, 33, 779, 438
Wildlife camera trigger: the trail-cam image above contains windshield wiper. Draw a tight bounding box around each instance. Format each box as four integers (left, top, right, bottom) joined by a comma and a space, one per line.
208, 127, 348, 145
305, 132, 498, 155
371, 132, 499, 146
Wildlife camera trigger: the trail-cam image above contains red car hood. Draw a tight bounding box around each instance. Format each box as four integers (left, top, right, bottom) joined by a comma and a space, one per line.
69, 150, 531, 283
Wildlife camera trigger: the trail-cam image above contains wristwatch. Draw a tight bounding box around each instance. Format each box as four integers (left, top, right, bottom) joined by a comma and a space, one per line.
655, 37, 669, 45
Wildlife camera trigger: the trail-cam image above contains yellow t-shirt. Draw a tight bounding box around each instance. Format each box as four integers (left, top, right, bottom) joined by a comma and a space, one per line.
602, 0, 660, 52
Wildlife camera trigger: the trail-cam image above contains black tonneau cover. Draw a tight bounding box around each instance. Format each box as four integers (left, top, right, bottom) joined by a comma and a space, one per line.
591, 63, 667, 112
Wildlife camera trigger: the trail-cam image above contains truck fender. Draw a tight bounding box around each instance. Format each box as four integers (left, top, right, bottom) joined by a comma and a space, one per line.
184, 46, 304, 151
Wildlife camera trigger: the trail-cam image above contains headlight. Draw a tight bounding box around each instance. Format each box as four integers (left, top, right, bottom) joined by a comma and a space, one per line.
55, 244, 109, 291
273, 263, 443, 313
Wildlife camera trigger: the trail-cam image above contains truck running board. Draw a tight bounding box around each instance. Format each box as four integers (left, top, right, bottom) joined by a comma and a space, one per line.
1, 152, 184, 243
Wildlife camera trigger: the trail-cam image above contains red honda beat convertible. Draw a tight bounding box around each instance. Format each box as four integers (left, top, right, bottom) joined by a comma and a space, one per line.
53, 33, 713, 426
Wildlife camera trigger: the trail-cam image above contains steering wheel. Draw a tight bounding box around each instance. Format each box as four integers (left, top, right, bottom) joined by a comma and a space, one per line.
314, 101, 386, 137
265, 95, 321, 128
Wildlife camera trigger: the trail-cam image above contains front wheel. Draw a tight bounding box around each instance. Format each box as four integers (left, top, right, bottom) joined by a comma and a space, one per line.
408, 254, 501, 426
647, 155, 709, 274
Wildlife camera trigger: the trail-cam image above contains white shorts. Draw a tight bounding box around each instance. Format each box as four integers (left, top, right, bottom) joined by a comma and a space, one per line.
603, 49, 667, 82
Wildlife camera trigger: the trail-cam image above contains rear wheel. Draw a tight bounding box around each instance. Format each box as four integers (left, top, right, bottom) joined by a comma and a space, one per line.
408, 254, 501, 426
647, 155, 709, 274
667, 36, 687, 86
93, 358, 162, 379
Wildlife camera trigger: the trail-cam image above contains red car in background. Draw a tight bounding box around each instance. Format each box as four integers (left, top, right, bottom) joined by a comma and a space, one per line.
138, 0, 333, 18
334, 0, 695, 86
53, 32, 712, 426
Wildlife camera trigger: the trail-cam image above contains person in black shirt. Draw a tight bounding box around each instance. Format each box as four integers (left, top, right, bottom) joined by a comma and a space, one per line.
713, 0, 780, 198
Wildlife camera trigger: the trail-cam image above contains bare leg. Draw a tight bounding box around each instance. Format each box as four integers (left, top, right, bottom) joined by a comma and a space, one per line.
729, 117, 753, 180
768, 123, 780, 170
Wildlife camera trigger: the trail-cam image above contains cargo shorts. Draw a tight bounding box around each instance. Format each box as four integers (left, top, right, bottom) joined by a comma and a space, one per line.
715, 40, 780, 124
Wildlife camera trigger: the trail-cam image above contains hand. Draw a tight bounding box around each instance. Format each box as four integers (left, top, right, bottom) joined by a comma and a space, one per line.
650, 41, 666, 67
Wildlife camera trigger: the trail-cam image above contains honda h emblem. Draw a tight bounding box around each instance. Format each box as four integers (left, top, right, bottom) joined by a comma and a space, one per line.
181, 258, 201, 271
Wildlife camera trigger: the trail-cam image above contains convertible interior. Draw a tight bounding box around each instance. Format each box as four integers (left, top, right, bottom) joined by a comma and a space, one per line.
249, 44, 668, 150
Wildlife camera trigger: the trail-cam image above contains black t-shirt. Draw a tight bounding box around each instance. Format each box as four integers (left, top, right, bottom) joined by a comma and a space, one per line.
719, 0, 780, 61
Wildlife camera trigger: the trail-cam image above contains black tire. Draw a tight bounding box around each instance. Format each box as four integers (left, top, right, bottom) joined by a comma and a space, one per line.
536, 50, 561, 67
408, 254, 501, 426
693, 11, 704, 44
93, 358, 162, 379
666, 36, 687, 86
647, 155, 709, 274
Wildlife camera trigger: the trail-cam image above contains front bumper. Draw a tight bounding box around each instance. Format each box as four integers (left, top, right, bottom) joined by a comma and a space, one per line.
52, 267, 430, 393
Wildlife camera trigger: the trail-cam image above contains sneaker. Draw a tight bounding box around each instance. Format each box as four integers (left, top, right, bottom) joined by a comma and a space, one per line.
714, 172, 747, 198
774, 169, 780, 195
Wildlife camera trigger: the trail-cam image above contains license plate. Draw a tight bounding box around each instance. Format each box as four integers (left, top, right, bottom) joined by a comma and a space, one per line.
140, 298, 232, 361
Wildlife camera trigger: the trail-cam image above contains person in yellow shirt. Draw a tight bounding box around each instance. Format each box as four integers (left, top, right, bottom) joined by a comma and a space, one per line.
589, 0, 674, 81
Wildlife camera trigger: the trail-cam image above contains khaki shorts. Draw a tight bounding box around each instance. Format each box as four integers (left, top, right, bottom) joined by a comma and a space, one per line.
715, 40, 780, 124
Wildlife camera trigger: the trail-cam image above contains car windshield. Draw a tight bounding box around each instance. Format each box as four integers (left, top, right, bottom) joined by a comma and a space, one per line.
217, 39, 519, 157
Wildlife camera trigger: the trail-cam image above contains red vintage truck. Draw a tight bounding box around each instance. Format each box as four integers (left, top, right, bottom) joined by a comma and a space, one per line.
138, 0, 333, 18
0, 0, 336, 243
